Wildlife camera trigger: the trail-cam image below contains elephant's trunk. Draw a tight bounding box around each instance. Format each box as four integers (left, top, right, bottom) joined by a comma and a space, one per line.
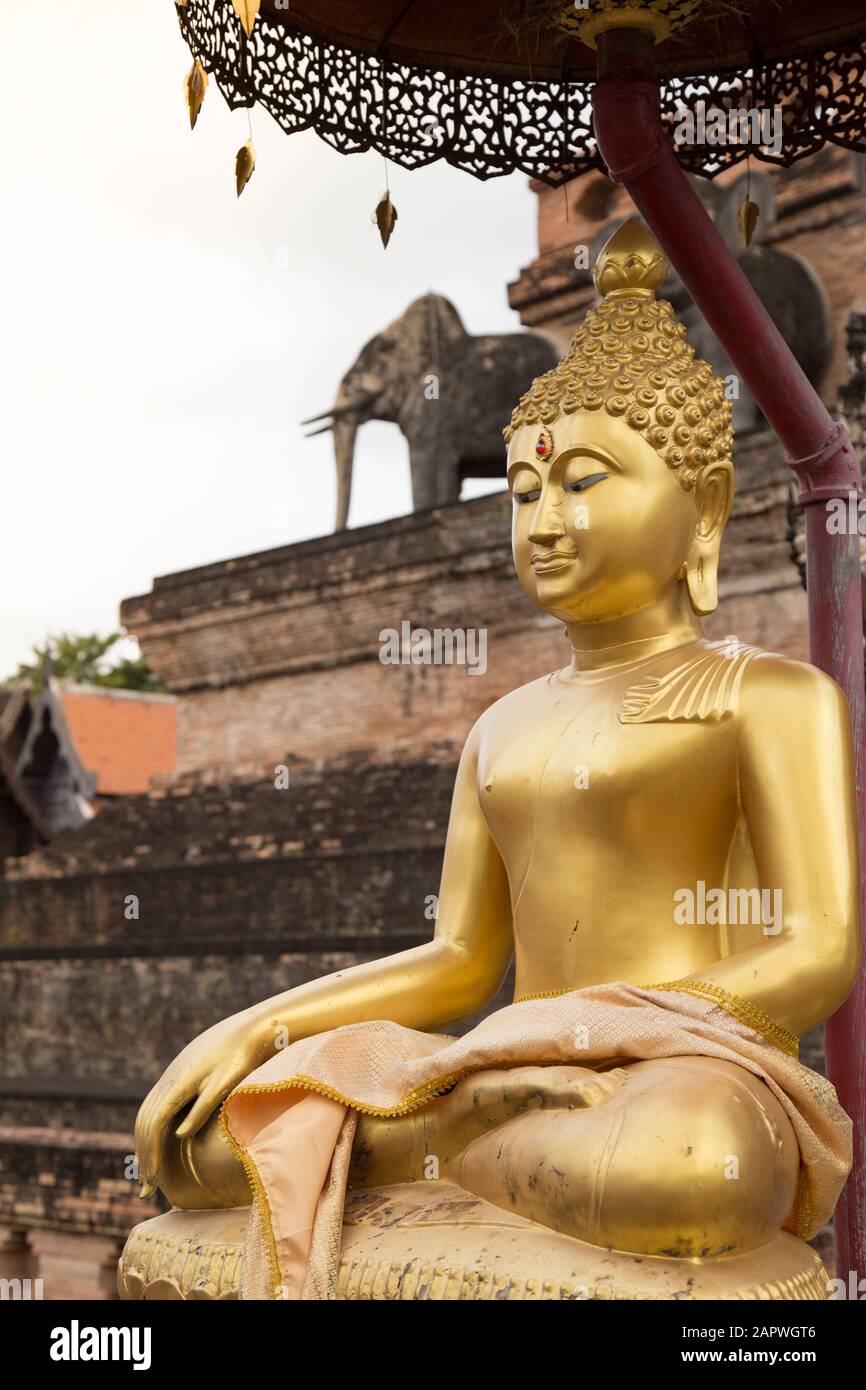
333, 414, 358, 531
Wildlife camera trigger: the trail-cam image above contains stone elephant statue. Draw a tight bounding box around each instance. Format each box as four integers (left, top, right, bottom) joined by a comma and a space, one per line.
303, 294, 557, 529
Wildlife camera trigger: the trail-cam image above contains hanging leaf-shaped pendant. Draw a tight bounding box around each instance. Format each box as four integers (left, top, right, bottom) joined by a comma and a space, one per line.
236, 139, 256, 197
375, 192, 398, 249
737, 197, 759, 248
232, 0, 260, 38
184, 59, 208, 131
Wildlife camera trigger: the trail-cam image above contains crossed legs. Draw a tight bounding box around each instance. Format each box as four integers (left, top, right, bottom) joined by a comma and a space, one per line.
352, 1057, 801, 1259
158, 1055, 801, 1262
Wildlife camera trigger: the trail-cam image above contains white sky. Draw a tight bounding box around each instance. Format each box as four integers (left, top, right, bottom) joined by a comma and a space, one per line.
1, 2, 537, 676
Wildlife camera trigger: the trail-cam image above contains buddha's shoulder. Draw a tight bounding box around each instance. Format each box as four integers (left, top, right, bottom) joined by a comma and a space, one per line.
735, 645, 851, 725
619, 639, 849, 728
469, 673, 555, 737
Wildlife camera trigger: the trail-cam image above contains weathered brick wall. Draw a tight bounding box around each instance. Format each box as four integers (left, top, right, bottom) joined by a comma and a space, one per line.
0, 1127, 142, 1241
0, 755, 468, 1110
121, 431, 806, 781
0, 1125, 159, 1299
2, 954, 375, 1091
121, 496, 521, 692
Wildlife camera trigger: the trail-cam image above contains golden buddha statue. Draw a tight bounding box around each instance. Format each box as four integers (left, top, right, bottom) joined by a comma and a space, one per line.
129, 221, 858, 1301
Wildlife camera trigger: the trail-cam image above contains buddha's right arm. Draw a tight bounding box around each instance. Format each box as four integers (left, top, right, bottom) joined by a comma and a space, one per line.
135, 717, 513, 1175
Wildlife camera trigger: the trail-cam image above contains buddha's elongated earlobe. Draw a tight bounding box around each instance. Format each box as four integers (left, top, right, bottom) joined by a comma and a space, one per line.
683, 552, 716, 616
681, 462, 734, 616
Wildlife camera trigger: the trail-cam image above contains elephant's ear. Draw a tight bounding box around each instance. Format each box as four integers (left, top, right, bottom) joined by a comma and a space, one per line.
429, 295, 470, 362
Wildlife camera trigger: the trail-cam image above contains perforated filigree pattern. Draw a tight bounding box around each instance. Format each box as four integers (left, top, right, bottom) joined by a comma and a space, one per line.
176, 2, 866, 186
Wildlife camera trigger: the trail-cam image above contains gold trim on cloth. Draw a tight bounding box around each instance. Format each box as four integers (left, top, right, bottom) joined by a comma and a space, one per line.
219, 1107, 283, 1298
645, 980, 800, 1058
223, 1070, 465, 1121
514, 980, 799, 1058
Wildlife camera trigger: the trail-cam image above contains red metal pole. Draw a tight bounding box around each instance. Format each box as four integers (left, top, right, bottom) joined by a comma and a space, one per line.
591, 28, 866, 1282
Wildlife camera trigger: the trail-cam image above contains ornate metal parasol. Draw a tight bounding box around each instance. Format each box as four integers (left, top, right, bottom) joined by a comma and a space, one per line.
176, 0, 866, 185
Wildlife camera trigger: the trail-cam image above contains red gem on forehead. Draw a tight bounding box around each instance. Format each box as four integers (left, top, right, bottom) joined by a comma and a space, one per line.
535, 434, 548, 457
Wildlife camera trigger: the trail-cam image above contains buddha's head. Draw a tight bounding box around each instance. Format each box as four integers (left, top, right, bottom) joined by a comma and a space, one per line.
504, 220, 733, 627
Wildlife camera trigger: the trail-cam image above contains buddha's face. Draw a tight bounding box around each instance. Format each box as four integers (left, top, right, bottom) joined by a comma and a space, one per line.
507, 410, 728, 625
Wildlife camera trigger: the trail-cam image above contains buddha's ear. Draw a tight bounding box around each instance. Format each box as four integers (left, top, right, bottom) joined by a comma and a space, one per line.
682, 460, 734, 616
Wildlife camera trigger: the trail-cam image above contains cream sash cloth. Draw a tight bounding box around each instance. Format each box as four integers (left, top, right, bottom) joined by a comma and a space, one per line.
221, 982, 852, 1300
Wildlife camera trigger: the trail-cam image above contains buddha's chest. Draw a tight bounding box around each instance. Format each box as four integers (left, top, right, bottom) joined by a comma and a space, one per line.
477, 683, 738, 851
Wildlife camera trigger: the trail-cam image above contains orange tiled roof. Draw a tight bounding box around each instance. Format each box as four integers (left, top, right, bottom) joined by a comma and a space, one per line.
58, 683, 176, 796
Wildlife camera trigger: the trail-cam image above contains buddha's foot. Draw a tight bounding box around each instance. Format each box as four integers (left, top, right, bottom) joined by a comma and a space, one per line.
349, 1063, 630, 1188
452, 1056, 801, 1259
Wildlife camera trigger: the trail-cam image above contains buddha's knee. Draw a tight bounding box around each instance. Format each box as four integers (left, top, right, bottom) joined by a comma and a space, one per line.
158, 1109, 251, 1210
593, 1058, 801, 1256
456, 1057, 800, 1257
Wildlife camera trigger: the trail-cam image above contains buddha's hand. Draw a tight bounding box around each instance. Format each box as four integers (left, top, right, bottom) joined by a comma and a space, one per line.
134, 1009, 267, 1198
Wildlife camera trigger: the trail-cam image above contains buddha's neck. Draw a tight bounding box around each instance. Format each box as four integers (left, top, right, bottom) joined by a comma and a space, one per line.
565, 590, 704, 674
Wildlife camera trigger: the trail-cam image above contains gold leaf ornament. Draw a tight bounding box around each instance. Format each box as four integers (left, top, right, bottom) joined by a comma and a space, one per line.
737, 197, 759, 248
184, 59, 208, 131
375, 192, 398, 249
231, 0, 260, 38
236, 139, 256, 197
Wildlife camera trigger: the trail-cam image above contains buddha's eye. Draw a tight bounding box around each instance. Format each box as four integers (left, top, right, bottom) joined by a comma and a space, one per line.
566, 472, 608, 493
510, 468, 542, 504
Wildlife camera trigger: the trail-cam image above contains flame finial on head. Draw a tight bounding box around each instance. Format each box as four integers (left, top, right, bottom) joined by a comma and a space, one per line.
504, 219, 733, 491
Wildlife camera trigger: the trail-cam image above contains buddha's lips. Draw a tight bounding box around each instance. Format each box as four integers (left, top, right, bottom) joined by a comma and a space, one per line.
532, 551, 578, 574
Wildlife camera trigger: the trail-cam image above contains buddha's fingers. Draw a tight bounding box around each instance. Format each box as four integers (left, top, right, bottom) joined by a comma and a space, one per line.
135, 1077, 198, 1195
175, 1086, 224, 1140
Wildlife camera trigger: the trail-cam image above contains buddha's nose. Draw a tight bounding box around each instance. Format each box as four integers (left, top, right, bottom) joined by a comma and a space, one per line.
528, 492, 566, 545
